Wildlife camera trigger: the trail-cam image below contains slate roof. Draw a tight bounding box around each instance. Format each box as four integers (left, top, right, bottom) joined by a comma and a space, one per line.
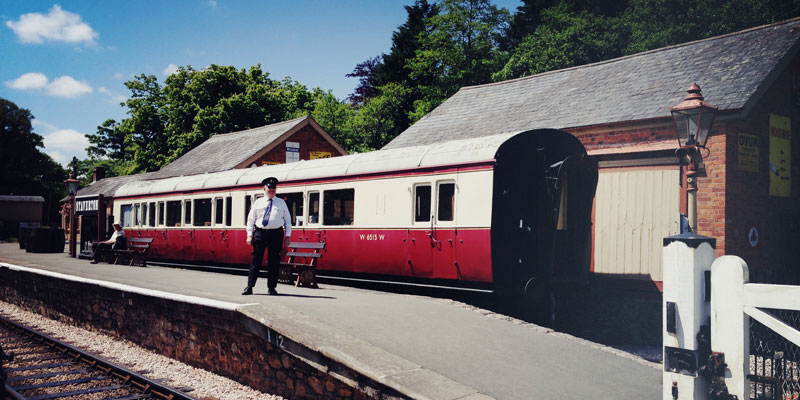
73, 172, 157, 199
0, 196, 45, 202
384, 18, 800, 149
148, 116, 311, 179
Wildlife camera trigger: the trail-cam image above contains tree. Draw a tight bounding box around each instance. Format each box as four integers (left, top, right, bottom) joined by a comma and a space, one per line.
494, 2, 626, 81
408, 0, 511, 119
311, 88, 356, 148
0, 98, 67, 229
350, 83, 413, 151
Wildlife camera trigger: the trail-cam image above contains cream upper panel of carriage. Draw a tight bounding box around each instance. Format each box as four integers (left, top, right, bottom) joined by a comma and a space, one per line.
351, 169, 494, 229
114, 131, 521, 198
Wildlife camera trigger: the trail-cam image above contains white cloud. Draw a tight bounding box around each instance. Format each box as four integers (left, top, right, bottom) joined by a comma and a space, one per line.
113, 72, 125, 79
6, 5, 98, 45
98, 86, 111, 94
6, 72, 93, 98
208, 0, 218, 7
6, 72, 48, 89
163, 63, 179, 76
46, 150, 69, 165
46, 76, 93, 98
31, 119, 59, 133
110, 95, 127, 103
43, 129, 90, 152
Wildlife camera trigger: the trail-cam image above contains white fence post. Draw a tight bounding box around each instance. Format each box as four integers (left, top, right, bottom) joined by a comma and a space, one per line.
662, 235, 717, 400
710, 256, 750, 399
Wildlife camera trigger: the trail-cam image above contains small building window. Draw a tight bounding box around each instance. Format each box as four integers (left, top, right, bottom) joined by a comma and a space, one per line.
166, 201, 181, 227
414, 184, 431, 222
437, 182, 455, 222
215, 197, 224, 225
184, 200, 191, 226
194, 198, 212, 226
308, 192, 320, 224
282, 192, 304, 226
323, 189, 354, 226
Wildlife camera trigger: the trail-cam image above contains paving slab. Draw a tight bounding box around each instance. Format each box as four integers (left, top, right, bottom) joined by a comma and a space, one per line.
0, 244, 661, 399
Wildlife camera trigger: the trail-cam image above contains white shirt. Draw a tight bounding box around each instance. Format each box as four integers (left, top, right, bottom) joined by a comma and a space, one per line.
246, 195, 292, 238
109, 230, 125, 242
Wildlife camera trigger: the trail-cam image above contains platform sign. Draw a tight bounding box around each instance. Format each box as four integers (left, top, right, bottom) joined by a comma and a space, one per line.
738, 133, 759, 172
769, 114, 791, 197
309, 151, 331, 160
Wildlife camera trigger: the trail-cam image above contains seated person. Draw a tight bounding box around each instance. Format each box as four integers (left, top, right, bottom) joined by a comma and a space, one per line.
90, 223, 126, 264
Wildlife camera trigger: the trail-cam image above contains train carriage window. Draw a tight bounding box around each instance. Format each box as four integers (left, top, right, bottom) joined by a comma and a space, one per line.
148, 203, 156, 227
134, 204, 140, 226
323, 189, 354, 226
166, 201, 181, 227
214, 197, 224, 225
184, 200, 191, 226
308, 192, 320, 224
437, 182, 455, 222
282, 192, 303, 226
225, 197, 232, 227
414, 184, 431, 222
244, 195, 252, 225
121, 205, 132, 227
158, 202, 165, 226
193, 198, 212, 226
140, 203, 147, 227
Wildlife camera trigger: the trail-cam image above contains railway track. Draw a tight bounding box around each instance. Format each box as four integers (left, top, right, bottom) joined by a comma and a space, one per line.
0, 315, 195, 400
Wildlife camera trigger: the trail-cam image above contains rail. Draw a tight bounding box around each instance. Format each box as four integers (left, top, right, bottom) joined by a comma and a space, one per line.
1, 314, 195, 400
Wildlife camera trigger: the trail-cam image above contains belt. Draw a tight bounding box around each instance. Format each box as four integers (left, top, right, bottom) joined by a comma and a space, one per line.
256, 227, 283, 231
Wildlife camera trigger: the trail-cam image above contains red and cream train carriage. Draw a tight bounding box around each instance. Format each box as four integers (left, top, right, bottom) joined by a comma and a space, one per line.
112, 129, 597, 296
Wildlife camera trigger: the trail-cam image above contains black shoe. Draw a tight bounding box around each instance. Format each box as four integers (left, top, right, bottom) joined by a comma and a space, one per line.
241, 286, 253, 295
268, 288, 278, 296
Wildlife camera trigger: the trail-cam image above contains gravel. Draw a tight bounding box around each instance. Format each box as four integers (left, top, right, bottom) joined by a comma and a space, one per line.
0, 300, 284, 400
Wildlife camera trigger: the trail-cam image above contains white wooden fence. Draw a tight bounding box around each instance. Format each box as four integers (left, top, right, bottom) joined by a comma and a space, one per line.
711, 256, 800, 400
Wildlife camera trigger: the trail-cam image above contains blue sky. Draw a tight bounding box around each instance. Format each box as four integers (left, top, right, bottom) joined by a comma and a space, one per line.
1, 1, 522, 166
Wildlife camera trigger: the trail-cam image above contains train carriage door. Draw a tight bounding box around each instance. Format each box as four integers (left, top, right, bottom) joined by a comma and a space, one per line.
181, 199, 194, 260
432, 180, 458, 280
409, 183, 434, 278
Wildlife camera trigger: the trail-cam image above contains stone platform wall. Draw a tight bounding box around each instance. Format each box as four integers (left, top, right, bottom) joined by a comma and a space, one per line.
0, 267, 402, 399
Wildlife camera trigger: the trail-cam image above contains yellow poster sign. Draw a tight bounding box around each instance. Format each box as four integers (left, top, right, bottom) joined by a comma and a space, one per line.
309, 151, 331, 160
261, 161, 280, 166
769, 114, 791, 197
737, 133, 759, 172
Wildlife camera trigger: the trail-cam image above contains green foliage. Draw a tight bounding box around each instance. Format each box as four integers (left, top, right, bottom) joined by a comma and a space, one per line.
409, 0, 511, 109
350, 83, 413, 151
0, 98, 67, 226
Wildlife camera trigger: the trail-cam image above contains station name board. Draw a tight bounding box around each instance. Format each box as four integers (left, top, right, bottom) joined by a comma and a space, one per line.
75, 199, 99, 214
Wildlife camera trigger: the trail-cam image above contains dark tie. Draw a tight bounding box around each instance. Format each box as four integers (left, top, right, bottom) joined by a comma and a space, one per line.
261, 198, 273, 227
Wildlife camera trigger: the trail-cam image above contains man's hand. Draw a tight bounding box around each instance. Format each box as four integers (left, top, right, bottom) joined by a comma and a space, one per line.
246, 236, 252, 246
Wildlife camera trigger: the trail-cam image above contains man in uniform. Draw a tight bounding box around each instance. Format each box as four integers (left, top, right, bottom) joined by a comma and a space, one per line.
242, 177, 292, 295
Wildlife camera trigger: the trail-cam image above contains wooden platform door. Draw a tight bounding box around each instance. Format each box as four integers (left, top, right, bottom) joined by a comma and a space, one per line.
593, 167, 680, 282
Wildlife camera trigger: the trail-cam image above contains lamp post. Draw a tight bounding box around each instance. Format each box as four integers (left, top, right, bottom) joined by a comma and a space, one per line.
670, 83, 717, 233
64, 173, 79, 257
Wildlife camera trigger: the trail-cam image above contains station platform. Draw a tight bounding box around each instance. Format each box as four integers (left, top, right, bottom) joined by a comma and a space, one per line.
0, 243, 660, 399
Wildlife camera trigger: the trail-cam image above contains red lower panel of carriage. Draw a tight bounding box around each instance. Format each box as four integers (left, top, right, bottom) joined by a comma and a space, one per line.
127, 227, 493, 283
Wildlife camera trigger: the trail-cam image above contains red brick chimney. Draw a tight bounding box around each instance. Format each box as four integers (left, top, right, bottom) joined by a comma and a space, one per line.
93, 166, 106, 182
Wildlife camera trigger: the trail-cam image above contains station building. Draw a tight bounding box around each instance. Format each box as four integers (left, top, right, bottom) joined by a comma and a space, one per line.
0, 195, 44, 239
385, 18, 800, 288
62, 116, 346, 249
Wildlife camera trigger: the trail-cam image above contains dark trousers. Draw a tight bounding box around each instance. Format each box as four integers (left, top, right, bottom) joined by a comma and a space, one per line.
92, 242, 111, 261
248, 228, 284, 289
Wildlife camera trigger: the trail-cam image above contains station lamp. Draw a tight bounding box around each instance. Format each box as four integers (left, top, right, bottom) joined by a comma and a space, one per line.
670, 83, 717, 233
64, 172, 80, 257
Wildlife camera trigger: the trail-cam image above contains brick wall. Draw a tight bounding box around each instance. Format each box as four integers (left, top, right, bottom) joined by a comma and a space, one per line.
253, 125, 343, 165
723, 56, 800, 283
0, 268, 401, 399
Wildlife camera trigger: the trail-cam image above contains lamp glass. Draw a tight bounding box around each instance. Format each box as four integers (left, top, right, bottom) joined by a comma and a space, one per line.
65, 179, 79, 195
671, 106, 715, 148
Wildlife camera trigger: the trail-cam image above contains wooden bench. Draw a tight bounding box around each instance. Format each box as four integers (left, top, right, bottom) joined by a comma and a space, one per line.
112, 237, 154, 267
279, 241, 325, 288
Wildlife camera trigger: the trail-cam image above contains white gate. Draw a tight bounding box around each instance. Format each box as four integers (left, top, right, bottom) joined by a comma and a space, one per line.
711, 256, 800, 400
